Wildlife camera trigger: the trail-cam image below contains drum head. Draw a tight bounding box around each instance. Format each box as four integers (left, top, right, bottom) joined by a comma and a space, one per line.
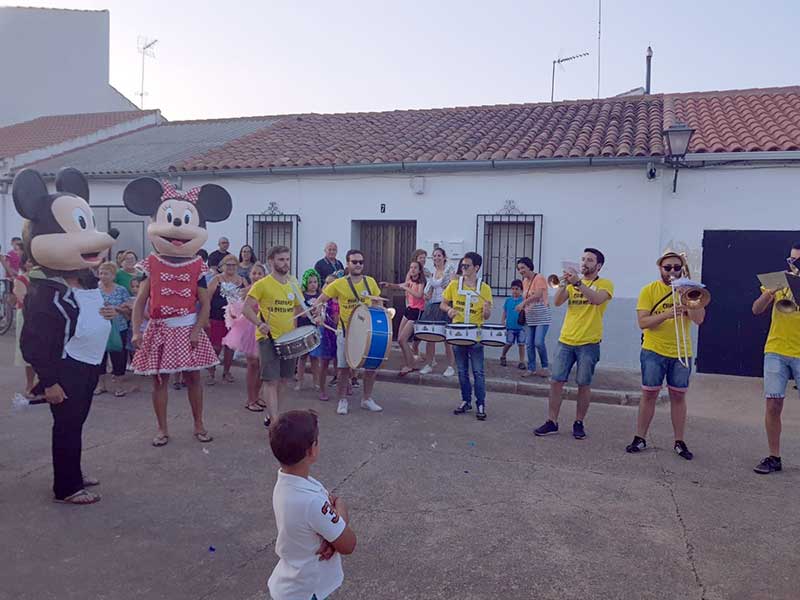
345, 304, 372, 369
276, 325, 317, 344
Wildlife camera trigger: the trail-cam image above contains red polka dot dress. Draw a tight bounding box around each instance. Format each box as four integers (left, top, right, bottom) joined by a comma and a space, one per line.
132, 254, 219, 375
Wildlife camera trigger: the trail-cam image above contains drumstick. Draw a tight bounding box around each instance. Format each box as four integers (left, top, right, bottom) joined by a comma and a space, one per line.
365, 295, 390, 303
320, 323, 338, 334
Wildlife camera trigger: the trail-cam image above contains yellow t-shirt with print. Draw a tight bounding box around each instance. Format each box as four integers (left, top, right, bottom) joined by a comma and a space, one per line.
637, 280, 691, 358
247, 275, 301, 341
559, 277, 614, 346
322, 276, 381, 331
764, 286, 800, 358
442, 279, 493, 327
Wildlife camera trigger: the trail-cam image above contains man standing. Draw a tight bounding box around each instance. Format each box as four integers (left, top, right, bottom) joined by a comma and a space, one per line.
534, 248, 613, 439
752, 243, 800, 474
243, 245, 302, 426
625, 251, 706, 460
315, 249, 383, 415
441, 252, 493, 421
208, 237, 231, 273
314, 242, 344, 281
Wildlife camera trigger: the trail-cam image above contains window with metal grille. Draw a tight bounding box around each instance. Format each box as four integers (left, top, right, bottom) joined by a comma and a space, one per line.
476, 214, 543, 296
246, 214, 301, 275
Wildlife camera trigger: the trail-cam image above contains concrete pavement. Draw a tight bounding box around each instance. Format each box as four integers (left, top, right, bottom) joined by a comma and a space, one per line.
1, 335, 799, 600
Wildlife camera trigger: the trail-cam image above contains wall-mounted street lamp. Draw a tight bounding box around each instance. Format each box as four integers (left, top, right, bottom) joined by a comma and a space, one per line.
663, 122, 695, 193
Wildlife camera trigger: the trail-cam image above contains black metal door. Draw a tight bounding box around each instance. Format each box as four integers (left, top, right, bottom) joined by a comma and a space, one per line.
697, 230, 800, 377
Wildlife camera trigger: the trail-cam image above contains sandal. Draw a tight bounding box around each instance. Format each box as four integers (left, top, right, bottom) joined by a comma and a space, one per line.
245, 404, 264, 412
222, 372, 234, 383
152, 433, 169, 447
256, 399, 267, 408
194, 431, 214, 443
54, 489, 101, 505
113, 387, 127, 397
206, 377, 216, 387
94, 386, 107, 396
83, 476, 100, 487
398, 367, 415, 377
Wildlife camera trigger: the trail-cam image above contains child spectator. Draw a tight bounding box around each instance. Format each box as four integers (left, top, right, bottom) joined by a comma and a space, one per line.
500, 279, 527, 369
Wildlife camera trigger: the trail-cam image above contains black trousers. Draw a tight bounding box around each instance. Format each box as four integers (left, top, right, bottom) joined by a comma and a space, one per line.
49, 357, 100, 500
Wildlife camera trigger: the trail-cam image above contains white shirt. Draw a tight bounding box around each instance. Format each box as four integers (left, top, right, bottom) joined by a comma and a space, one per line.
268, 470, 347, 600
425, 263, 455, 304
64, 288, 110, 365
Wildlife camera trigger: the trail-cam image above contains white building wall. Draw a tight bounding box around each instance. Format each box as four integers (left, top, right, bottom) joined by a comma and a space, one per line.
0, 7, 136, 127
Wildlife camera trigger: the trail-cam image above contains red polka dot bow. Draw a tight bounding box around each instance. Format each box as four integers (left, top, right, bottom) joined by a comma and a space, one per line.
161, 180, 201, 203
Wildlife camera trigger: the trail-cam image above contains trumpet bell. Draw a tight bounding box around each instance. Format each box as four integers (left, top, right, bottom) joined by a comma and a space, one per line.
679, 287, 711, 309
775, 299, 797, 314
547, 274, 561, 289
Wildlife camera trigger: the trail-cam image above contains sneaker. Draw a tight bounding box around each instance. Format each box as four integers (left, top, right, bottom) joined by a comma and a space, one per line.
263, 417, 271, 428
351, 377, 360, 388
572, 420, 586, 440
499, 356, 507, 367
431, 359, 438, 367
420, 364, 433, 375
626, 436, 647, 453
453, 401, 472, 415
336, 399, 349, 415
754, 456, 782, 474
361, 398, 383, 412
517, 362, 526, 370
534, 420, 559, 436
443, 366, 455, 378
674, 440, 693, 460
476, 404, 487, 420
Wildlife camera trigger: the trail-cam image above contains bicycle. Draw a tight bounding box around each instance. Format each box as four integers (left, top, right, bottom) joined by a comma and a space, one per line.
0, 279, 15, 335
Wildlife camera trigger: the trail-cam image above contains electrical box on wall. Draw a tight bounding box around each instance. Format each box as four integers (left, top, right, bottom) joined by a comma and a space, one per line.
445, 240, 464, 259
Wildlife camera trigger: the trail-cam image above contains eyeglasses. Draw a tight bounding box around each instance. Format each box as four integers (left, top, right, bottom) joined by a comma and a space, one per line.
350, 260, 364, 265
662, 264, 682, 272
462, 264, 475, 269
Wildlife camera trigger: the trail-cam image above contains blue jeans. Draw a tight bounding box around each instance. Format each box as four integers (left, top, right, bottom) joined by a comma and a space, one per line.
551, 341, 600, 386
526, 324, 549, 371
453, 344, 486, 406
764, 352, 800, 399
640, 349, 691, 390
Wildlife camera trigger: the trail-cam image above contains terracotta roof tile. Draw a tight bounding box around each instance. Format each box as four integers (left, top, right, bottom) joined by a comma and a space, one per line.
0, 110, 157, 158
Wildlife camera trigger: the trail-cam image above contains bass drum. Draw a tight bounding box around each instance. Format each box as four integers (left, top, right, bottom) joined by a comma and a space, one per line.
345, 304, 393, 369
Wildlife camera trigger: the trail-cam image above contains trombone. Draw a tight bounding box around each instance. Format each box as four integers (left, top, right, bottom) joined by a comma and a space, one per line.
670, 262, 711, 368
776, 258, 799, 313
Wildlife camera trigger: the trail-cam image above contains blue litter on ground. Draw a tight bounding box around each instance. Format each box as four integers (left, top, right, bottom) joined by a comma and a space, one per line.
209, 546, 216, 552
467, 441, 476, 447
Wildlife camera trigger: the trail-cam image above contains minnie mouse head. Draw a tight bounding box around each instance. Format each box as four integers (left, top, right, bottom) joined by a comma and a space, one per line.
123, 178, 232, 258
12, 168, 118, 273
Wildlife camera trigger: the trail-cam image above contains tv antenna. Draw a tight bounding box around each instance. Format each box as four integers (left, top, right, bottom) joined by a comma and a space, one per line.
137, 36, 158, 109
551, 51, 589, 102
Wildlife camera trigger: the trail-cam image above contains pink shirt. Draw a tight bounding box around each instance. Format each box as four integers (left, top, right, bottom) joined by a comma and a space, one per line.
406, 281, 425, 310
523, 274, 548, 305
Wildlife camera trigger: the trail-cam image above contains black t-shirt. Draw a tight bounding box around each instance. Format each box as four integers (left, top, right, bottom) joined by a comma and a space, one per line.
208, 250, 230, 269
314, 257, 344, 281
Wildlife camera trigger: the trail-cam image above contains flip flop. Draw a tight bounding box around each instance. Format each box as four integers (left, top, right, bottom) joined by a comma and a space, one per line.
194, 431, 213, 443
245, 404, 264, 412
83, 476, 100, 487
93, 387, 107, 396
54, 489, 101, 505
152, 433, 169, 447
256, 399, 267, 408
398, 368, 414, 377
222, 373, 235, 383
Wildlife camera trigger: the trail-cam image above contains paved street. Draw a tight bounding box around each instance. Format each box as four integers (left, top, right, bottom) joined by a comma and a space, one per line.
1, 335, 799, 600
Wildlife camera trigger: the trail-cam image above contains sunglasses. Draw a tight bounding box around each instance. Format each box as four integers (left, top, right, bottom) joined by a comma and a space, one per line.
350, 260, 364, 265
662, 264, 683, 272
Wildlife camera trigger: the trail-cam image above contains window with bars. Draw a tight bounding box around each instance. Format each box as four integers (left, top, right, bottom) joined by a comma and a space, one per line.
246, 214, 301, 275
476, 213, 543, 296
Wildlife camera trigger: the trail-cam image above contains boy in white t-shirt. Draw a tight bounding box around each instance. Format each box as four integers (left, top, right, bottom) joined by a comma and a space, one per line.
268, 410, 357, 600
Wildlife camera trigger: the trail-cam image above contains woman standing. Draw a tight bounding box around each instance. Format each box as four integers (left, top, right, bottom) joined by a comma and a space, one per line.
516, 257, 551, 377
237, 245, 257, 280
115, 250, 141, 293
222, 262, 267, 411
207, 255, 247, 384
383, 261, 426, 376
419, 247, 456, 377
96, 262, 132, 396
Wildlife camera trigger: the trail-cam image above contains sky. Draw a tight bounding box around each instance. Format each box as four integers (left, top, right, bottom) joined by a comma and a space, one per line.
9, 0, 800, 120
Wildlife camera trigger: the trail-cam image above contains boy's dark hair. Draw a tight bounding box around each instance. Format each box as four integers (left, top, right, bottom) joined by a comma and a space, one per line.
269, 410, 319, 466
584, 247, 605, 266
462, 251, 482, 268
346, 249, 364, 263
510, 279, 523, 288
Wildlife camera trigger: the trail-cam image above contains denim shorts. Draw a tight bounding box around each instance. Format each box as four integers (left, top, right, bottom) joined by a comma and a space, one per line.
764, 352, 800, 399
550, 342, 600, 386
505, 328, 527, 345
640, 349, 691, 391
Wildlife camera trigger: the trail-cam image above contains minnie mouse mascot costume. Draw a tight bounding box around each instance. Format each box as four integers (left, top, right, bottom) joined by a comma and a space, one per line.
124, 178, 232, 447
13, 168, 118, 505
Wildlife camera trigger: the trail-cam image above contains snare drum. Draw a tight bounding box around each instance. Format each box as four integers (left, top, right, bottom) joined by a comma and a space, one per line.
274, 325, 321, 359
445, 323, 479, 346
480, 324, 507, 347
345, 304, 392, 370
414, 320, 447, 342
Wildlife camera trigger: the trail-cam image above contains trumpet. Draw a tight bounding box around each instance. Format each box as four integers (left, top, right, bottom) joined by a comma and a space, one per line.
547, 274, 564, 288
670, 261, 711, 368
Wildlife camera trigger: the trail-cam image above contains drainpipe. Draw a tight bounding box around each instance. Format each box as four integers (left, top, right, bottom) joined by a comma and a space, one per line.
645, 46, 653, 94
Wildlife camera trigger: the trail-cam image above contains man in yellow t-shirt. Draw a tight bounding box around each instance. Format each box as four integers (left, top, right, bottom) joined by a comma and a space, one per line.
315, 249, 383, 416
534, 248, 613, 440
752, 243, 800, 475
625, 251, 706, 460
243, 245, 302, 424
441, 252, 493, 421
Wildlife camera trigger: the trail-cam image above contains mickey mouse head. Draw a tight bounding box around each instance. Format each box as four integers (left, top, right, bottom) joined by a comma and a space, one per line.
123, 178, 232, 258
12, 168, 118, 271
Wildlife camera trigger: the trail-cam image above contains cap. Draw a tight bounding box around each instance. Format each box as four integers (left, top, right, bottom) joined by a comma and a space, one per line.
657, 249, 686, 268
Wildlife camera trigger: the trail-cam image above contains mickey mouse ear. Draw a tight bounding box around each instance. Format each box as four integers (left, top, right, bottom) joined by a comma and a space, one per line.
55, 168, 90, 201
12, 169, 49, 220
196, 184, 232, 223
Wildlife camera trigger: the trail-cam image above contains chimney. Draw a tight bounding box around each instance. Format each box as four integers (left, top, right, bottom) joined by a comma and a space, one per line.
645, 46, 653, 94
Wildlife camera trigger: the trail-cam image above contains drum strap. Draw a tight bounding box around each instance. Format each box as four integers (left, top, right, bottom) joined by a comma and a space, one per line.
457, 276, 482, 325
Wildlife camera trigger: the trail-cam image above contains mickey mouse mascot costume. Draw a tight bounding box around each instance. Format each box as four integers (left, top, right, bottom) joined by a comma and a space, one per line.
124, 178, 232, 447
13, 168, 118, 505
